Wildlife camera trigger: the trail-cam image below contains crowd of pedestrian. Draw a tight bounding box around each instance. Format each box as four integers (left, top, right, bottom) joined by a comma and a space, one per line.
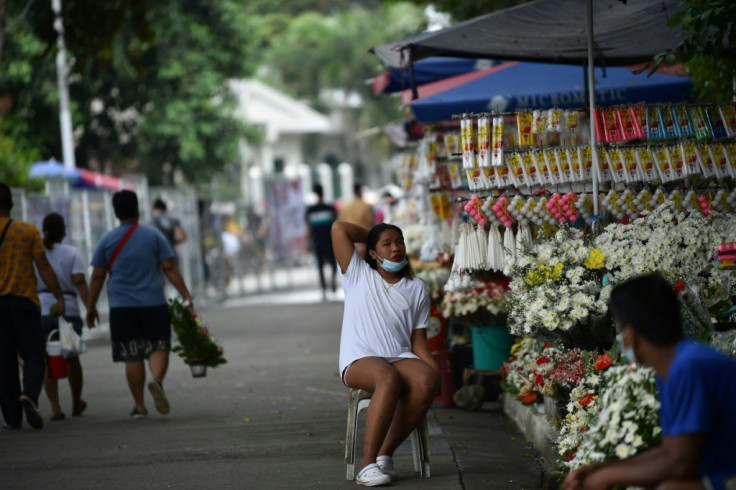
0, 183, 193, 429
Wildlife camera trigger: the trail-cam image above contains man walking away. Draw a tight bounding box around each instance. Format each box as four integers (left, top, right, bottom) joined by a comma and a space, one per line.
305, 184, 337, 300
152, 198, 187, 261
337, 183, 373, 230
0, 183, 65, 430
87, 190, 194, 419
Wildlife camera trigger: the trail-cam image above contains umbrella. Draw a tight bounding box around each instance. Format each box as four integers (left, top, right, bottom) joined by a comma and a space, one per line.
29, 159, 80, 180
407, 62, 692, 122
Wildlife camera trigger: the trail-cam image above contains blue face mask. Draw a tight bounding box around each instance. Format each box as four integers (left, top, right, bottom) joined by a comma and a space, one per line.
616, 330, 637, 363
375, 254, 408, 272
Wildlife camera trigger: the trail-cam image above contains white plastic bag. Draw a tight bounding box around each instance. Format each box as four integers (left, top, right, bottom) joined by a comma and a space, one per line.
59, 318, 86, 357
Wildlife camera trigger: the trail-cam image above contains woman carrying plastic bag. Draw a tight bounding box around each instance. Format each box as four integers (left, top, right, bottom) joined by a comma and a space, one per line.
34, 213, 90, 421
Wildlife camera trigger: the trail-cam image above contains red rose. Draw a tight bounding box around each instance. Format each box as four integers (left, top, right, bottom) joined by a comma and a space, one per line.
543, 342, 554, 349
536, 356, 551, 365
674, 281, 686, 293
566, 452, 576, 462
593, 354, 613, 371
580, 426, 589, 434
518, 392, 538, 404
535, 374, 544, 387
578, 393, 596, 407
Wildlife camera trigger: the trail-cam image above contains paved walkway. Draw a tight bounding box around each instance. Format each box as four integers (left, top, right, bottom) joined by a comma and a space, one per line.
0, 290, 542, 489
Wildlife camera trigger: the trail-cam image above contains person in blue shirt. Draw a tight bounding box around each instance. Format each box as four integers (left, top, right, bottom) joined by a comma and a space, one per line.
562, 273, 736, 490
86, 190, 193, 419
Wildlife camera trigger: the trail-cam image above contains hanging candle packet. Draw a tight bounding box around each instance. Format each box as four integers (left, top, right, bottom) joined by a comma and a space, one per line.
647, 105, 663, 139
481, 166, 499, 189
461, 117, 475, 168
621, 148, 642, 183
616, 106, 640, 141
607, 148, 624, 184
523, 152, 541, 186
706, 106, 729, 139
596, 147, 613, 183
534, 150, 554, 185
723, 143, 736, 179
658, 105, 678, 139
547, 108, 563, 133
565, 110, 580, 133
680, 141, 701, 177
696, 143, 718, 179
555, 148, 576, 183
508, 152, 529, 187
718, 104, 736, 137
653, 146, 675, 182
668, 145, 686, 180
631, 104, 648, 139
444, 132, 460, 159
543, 149, 560, 184
496, 157, 515, 188
579, 146, 594, 182
466, 168, 483, 191
491, 116, 505, 167
532, 110, 547, 134
672, 105, 694, 137
477, 116, 491, 167
690, 106, 712, 141
448, 163, 464, 189
635, 147, 658, 182
517, 112, 534, 146
568, 148, 584, 181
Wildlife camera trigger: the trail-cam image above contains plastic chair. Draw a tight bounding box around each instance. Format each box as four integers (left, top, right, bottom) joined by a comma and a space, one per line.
344, 388, 431, 480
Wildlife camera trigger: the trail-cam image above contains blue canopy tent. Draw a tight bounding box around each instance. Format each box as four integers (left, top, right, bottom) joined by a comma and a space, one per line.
408, 61, 693, 123
29, 159, 133, 191
373, 57, 492, 94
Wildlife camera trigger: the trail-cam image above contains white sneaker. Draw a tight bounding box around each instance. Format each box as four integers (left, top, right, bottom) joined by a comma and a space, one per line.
356, 463, 391, 487
376, 455, 398, 481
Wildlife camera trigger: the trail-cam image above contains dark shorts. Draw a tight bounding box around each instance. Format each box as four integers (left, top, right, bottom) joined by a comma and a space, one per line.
109, 305, 171, 363
40, 315, 84, 358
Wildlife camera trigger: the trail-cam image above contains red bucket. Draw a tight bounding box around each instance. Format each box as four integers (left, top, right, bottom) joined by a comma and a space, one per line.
46, 329, 68, 379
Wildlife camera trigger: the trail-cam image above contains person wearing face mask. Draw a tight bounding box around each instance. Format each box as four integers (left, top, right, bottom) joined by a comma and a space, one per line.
562, 273, 736, 490
332, 221, 440, 487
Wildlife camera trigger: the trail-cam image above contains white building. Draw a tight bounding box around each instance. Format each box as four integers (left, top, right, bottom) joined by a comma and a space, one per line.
230, 79, 342, 208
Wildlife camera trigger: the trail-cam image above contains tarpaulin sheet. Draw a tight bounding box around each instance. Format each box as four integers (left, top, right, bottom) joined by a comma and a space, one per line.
373, 57, 492, 94
372, 0, 684, 68
407, 61, 692, 122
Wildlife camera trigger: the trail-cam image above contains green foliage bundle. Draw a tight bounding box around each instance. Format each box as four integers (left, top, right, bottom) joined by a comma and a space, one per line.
169, 299, 226, 368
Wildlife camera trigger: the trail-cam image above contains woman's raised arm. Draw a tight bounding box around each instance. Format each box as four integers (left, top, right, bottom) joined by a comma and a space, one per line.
332, 221, 369, 274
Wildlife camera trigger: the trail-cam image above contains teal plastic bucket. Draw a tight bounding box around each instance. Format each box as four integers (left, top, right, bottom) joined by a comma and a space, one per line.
470, 326, 513, 370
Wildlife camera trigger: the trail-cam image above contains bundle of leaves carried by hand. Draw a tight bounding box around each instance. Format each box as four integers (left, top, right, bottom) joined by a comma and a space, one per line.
169, 299, 226, 368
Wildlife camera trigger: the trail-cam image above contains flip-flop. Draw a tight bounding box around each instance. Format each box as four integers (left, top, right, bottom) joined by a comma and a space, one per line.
19, 396, 43, 430
72, 400, 87, 416
50, 413, 66, 421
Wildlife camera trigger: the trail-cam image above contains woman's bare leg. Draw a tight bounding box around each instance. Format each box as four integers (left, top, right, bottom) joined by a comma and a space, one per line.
377, 358, 438, 457
344, 357, 402, 470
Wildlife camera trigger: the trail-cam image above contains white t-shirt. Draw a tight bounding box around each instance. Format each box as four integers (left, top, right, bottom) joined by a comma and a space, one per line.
338, 250, 430, 375
34, 243, 85, 316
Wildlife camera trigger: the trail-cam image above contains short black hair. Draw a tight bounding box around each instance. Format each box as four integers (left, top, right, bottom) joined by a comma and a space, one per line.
313, 184, 323, 198
153, 198, 167, 211
609, 273, 682, 346
0, 182, 13, 212
353, 183, 363, 196
42, 212, 65, 250
112, 190, 139, 220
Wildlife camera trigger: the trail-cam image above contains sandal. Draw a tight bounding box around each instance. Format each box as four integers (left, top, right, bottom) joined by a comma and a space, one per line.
130, 408, 148, 419
72, 400, 87, 417
50, 412, 66, 421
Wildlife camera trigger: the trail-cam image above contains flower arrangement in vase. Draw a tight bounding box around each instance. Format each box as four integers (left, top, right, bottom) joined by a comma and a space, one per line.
169, 299, 226, 376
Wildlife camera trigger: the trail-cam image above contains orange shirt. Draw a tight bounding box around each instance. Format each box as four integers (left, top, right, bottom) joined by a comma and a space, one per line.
0, 217, 44, 308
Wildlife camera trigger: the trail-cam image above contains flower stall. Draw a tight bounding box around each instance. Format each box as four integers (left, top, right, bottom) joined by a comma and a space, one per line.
395, 101, 736, 481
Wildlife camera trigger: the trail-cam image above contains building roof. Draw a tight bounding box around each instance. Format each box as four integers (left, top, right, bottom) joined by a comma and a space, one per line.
230, 79, 334, 140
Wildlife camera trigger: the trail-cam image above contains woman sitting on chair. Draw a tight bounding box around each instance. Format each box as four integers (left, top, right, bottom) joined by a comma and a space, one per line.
333, 221, 440, 487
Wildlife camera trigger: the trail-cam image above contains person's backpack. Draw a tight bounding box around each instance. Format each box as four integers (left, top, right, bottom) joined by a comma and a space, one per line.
153, 215, 177, 248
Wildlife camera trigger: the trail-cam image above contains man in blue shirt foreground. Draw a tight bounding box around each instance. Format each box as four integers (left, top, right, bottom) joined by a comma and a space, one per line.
562, 273, 736, 490
87, 190, 193, 419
